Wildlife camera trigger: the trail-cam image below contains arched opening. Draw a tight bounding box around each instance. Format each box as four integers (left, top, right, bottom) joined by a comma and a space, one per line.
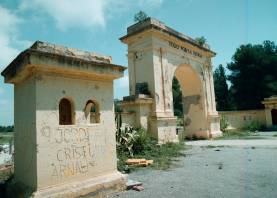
172, 76, 184, 125
272, 109, 277, 125
59, 98, 74, 125
173, 64, 206, 138
84, 100, 100, 124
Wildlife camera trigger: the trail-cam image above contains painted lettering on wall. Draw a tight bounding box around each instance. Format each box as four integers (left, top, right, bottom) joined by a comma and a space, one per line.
41, 126, 97, 179
168, 41, 202, 58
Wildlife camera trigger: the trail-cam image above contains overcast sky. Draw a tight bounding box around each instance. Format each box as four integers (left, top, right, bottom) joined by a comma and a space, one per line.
0, 0, 276, 125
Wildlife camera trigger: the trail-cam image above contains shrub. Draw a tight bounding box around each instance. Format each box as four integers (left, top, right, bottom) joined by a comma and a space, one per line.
220, 116, 229, 132
247, 120, 262, 132
132, 128, 152, 154
135, 82, 150, 95
116, 124, 139, 157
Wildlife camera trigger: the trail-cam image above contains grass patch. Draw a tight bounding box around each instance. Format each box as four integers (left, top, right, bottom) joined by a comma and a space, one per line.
215, 130, 252, 140
117, 139, 187, 172
0, 132, 14, 145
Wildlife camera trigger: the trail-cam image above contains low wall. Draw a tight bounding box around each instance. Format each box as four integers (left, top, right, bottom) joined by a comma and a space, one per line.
117, 112, 136, 128
219, 109, 266, 130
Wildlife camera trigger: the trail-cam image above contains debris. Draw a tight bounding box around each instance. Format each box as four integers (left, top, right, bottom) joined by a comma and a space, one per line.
132, 185, 144, 191
126, 159, 153, 167
0, 164, 13, 172
126, 179, 144, 191
126, 179, 142, 190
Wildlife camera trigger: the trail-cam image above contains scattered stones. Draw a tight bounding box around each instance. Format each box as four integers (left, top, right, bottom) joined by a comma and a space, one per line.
126, 179, 144, 191
126, 179, 143, 190
132, 185, 144, 191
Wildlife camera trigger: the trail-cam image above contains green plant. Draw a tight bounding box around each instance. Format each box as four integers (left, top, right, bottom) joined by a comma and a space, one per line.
247, 120, 262, 132
177, 117, 184, 127
116, 124, 139, 157
134, 11, 148, 22
132, 128, 152, 154
195, 36, 206, 46
135, 82, 150, 95
220, 116, 229, 132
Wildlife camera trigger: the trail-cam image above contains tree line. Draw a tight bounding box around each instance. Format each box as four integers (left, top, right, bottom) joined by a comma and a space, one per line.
172, 40, 277, 115
131, 11, 277, 112
0, 125, 14, 133
214, 40, 277, 111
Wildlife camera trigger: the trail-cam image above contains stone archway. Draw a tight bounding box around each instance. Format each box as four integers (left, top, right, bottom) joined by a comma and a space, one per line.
173, 64, 208, 138
120, 18, 222, 143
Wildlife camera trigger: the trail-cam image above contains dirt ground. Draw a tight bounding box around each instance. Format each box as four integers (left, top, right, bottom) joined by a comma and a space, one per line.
110, 132, 277, 198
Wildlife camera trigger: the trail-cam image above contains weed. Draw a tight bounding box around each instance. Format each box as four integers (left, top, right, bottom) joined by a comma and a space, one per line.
117, 138, 187, 172
220, 116, 229, 132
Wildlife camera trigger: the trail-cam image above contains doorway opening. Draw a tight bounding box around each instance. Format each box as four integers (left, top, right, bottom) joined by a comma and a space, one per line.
272, 109, 277, 125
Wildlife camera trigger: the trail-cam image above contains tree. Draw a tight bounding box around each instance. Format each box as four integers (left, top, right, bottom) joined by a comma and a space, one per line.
172, 77, 183, 117
213, 64, 231, 111
0, 125, 14, 132
134, 11, 148, 22
227, 40, 277, 110
195, 36, 206, 46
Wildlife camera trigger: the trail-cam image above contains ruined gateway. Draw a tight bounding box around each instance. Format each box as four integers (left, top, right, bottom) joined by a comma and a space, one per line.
1, 18, 222, 197
119, 18, 222, 143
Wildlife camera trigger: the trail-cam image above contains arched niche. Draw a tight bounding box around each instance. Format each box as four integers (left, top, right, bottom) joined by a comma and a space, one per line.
84, 100, 100, 124
59, 97, 75, 125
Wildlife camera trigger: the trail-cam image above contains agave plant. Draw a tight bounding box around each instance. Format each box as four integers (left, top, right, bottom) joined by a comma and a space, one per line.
115, 113, 139, 156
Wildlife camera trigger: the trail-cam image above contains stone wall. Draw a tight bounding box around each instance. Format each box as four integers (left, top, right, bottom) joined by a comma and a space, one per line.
219, 110, 266, 130
119, 112, 136, 127
36, 74, 117, 189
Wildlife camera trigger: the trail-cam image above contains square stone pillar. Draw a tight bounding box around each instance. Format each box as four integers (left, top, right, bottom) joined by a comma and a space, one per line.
262, 96, 277, 128
1, 41, 126, 197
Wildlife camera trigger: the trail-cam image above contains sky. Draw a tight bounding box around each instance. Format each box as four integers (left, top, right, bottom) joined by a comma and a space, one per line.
0, 0, 276, 125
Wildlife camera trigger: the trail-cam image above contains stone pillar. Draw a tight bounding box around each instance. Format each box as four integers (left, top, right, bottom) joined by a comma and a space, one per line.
207, 64, 222, 138
262, 96, 277, 128
264, 107, 273, 127
1, 41, 126, 197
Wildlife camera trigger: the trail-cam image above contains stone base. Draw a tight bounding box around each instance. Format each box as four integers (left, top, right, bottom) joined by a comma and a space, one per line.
150, 116, 179, 144
185, 130, 210, 139
32, 171, 126, 198
208, 113, 223, 138
210, 130, 223, 138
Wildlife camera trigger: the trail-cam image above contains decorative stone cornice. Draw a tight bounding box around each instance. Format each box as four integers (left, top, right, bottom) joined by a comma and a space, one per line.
1, 41, 126, 84
120, 17, 216, 56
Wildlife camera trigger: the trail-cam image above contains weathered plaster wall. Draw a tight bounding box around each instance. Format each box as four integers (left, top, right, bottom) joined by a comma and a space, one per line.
123, 32, 221, 139
121, 18, 222, 140
35, 74, 117, 189
128, 37, 155, 96
120, 99, 153, 130
219, 110, 266, 130
14, 76, 37, 189
119, 112, 136, 127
